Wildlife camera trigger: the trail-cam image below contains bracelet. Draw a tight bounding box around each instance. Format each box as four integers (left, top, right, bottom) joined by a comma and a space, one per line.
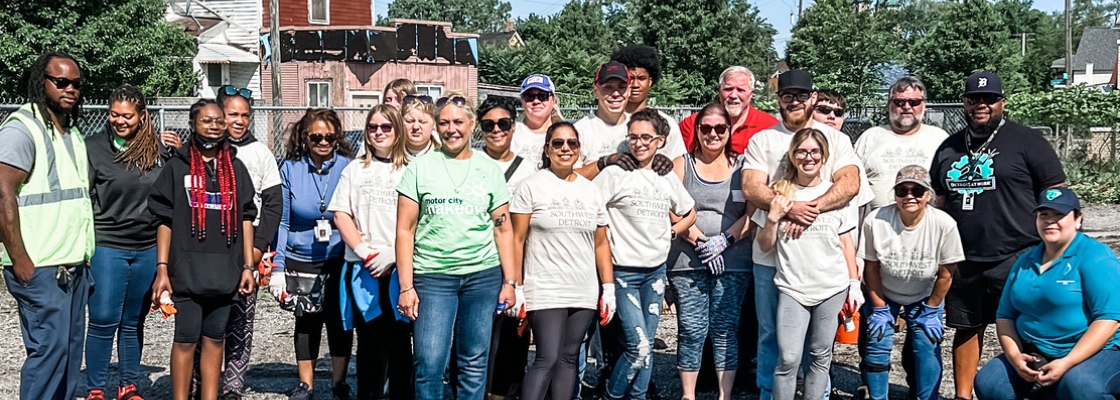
504, 280, 519, 287
156, 262, 168, 267
242, 264, 255, 271
400, 286, 414, 294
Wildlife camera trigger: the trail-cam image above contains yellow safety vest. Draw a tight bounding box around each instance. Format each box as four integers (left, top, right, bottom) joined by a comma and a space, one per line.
1, 103, 94, 267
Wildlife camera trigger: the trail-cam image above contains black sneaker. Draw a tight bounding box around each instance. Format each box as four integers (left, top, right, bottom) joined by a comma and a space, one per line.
288, 383, 312, 400
218, 392, 243, 400
332, 381, 352, 400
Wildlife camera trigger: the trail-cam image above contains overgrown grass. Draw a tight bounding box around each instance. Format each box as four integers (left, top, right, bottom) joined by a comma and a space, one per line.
1064, 159, 1120, 204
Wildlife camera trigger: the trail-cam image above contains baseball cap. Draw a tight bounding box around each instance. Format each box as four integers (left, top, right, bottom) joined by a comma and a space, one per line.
595, 61, 629, 85
520, 74, 555, 94
1034, 187, 1081, 214
778, 69, 814, 92
964, 72, 1003, 96
893, 165, 933, 194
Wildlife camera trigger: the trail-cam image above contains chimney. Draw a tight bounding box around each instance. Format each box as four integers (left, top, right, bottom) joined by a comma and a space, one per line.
1087, 62, 1095, 79
505, 19, 514, 33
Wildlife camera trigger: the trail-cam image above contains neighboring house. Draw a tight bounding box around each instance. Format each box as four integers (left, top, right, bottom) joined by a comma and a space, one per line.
166, 0, 264, 99
479, 20, 524, 48
1051, 27, 1120, 86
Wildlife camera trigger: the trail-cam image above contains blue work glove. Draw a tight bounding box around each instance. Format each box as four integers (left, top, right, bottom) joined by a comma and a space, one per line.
866, 306, 893, 342
706, 254, 725, 275
914, 302, 944, 343
696, 232, 734, 263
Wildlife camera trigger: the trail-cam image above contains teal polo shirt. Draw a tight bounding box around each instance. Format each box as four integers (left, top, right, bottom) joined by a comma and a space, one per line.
996, 232, 1120, 358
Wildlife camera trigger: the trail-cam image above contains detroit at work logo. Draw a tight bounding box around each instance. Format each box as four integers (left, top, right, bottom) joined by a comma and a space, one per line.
945, 151, 997, 195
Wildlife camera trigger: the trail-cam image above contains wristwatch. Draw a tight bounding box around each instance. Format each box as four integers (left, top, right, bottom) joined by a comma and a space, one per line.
504, 280, 519, 287
242, 264, 254, 271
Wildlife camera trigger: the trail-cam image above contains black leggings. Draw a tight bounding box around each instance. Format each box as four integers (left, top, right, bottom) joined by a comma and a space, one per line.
289, 258, 353, 361
521, 308, 595, 400
349, 263, 415, 400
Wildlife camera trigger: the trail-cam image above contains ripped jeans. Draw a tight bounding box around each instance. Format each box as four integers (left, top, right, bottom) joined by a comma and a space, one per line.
606, 265, 667, 400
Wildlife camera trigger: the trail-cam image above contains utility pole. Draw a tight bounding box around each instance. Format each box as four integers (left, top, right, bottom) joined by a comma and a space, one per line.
1065, 0, 1073, 82
798, 0, 804, 21
269, 0, 283, 150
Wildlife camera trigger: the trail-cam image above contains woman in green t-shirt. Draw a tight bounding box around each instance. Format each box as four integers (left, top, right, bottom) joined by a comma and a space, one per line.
394, 91, 518, 400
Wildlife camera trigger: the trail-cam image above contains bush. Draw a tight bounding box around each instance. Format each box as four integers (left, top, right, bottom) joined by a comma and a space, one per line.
1064, 159, 1120, 204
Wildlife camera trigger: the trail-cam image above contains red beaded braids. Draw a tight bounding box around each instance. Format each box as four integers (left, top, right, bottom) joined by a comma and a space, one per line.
187, 99, 239, 245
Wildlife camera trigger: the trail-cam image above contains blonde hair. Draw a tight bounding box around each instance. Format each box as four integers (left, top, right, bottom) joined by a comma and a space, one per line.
436, 90, 476, 123
401, 100, 440, 150
361, 104, 410, 169
383, 79, 415, 103
770, 128, 831, 199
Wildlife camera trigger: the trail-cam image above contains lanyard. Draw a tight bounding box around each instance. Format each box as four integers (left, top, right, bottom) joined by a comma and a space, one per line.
310, 169, 328, 215
964, 118, 1004, 175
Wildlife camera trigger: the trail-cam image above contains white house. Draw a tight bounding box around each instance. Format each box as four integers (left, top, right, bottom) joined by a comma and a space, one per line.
166, 0, 263, 99
1051, 27, 1120, 87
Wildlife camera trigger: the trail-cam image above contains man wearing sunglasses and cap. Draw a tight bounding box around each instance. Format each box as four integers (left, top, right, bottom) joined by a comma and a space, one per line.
928, 71, 1066, 400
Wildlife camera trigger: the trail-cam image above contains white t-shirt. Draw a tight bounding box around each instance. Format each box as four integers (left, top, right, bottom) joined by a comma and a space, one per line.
491, 155, 536, 195
594, 166, 695, 267
407, 141, 436, 159
233, 140, 282, 226
511, 121, 547, 171
743, 120, 872, 267
854, 125, 949, 208
858, 205, 965, 305
326, 159, 404, 262
751, 182, 857, 306
574, 110, 689, 167
510, 171, 610, 311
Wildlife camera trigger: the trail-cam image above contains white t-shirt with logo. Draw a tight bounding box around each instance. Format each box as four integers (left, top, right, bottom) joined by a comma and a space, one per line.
574, 110, 689, 167
510, 170, 610, 311
854, 125, 949, 208
233, 140, 282, 227
511, 121, 547, 171
858, 204, 965, 305
594, 166, 695, 267
751, 182, 857, 306
326, 160, 404, 262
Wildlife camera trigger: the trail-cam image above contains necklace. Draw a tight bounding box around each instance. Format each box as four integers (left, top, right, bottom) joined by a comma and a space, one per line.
440, 150, 472, 193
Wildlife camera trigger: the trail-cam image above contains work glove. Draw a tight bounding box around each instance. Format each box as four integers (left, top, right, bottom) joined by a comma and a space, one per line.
651, 154, 675, 176
696, 232, 734, 263
505, 286, 526, 318
367, 250, 396, 278
706, 254, 725, 275
914, 302, 945, 343
867, 306, 893, 341
257, 251, 276, 286
845, 279, 865, 311
269, 270, 288, 304
597, 152, 639, 172
599, 283, 617, 325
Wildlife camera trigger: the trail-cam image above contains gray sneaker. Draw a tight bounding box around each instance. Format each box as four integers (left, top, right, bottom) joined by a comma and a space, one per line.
288, 383, 312, 400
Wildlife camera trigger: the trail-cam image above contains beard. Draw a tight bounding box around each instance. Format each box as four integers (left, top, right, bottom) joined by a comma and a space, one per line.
967, 113, 1004, 137
889, 109, 924, 132
46, 96, 69, 115
781, 105, 811, 129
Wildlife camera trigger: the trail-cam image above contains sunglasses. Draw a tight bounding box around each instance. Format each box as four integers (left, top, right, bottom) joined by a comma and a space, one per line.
45, 75, 83, 90
698, 124, 728, 135
521, 92, 551, 103
963, 94, 1004, 105
894, 185, 928, 198
436, 96, 468, 108
403, 95, 433, 106
778, 92, 812, 103
308, 133, 338, 144
550, 138, 580, 149
890, 98, 924, 108
366, 123, 394, 133
814, 105, 844, 117
481, 118, 513, 132
220, 85, 252, 99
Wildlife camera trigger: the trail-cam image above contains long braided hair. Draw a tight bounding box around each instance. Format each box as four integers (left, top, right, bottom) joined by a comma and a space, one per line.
26, 52, 83, 129
109, 84, 161, 171
187, 99, 239, 245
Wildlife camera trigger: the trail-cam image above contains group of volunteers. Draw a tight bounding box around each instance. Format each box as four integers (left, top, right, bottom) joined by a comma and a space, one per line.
1, 46, 1118, 400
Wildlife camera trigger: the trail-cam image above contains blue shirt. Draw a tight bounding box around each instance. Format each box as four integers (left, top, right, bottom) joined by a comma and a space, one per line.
997, 232, 1120, 358
274, 154, 350, 270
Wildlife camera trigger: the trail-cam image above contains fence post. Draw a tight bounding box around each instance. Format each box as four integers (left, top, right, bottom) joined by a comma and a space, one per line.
158, 107, 165, 134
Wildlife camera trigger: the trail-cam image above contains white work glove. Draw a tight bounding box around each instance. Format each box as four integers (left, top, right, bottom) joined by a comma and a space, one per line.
268, 271, 288, 304
505, 286, 526, 318
845, 279, 865, 312
367, 250, 396, 278
599, 283, 616, 325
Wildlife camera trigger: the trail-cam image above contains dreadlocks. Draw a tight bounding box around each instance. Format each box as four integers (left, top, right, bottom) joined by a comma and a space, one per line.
187, 99, 239, 245
109, 84, 161, 171
26, 52, 83, 130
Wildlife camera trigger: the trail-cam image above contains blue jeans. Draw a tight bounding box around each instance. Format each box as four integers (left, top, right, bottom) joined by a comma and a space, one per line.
606, 266, 667, 400
754, 264, 779, 400
85, 246, 157, 390
669, 270, 750, 371
863, 298, 943, 400
4, 264, 91, 400
975, 348, 1120, 400
413, 267, 502, 400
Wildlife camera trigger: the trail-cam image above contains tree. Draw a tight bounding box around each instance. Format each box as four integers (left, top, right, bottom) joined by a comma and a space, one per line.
995, 0, 1064, 92
386, 0, 513, 34
0, 0, 197, 98
1071, 0, 1111, 50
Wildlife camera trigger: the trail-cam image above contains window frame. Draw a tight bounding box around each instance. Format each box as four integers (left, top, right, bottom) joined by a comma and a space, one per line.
308, 0, 330, 25
307, 81, 332, 108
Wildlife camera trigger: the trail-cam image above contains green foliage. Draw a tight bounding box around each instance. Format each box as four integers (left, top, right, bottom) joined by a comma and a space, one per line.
0, 0, 198, 98
1007, 84, 1120, 135
1063, 159, 1120, 203
386, 0, 513, 34
995, 0, 1065, 92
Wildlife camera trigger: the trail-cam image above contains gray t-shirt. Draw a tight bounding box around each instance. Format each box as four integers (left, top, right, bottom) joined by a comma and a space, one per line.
858, 204, 965, 305
668, 154, 751, 273
0, 120, 37, 173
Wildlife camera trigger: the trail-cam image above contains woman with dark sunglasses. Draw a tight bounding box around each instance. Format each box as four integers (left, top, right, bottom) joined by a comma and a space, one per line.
511, 74, 563, 168
401, 94, 440, 157
269, 109, 357, 400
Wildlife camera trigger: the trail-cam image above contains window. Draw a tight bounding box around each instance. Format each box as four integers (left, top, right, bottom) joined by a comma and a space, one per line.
308, 82, 331, 107
206, 64, 229, 87
309, 0, 329, 24
415, 84, 444, 99
350, 91, 381, 108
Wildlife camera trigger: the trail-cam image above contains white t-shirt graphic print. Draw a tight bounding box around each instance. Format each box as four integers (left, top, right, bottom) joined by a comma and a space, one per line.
327, 160, 404, 262
854, 125, 949, 208
595, 166, 695, 267
858, 204, 965, 305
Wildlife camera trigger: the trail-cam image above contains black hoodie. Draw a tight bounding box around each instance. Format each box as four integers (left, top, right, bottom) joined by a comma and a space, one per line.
148, 144, 258, 297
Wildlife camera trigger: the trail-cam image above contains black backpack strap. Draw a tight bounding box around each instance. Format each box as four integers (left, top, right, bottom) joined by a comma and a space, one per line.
504, 156, 524, 181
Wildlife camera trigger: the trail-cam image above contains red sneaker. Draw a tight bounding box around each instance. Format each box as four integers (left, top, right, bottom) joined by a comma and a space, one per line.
118, 384, 144, 400
86, 389, 106, 400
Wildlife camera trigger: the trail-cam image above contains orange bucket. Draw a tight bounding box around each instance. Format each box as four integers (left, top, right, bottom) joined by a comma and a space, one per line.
835, 311, 860, 345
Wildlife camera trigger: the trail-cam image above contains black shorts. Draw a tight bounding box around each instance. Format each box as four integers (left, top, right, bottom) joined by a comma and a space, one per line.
173, 295, 236, 343
944, 249, 1028, 329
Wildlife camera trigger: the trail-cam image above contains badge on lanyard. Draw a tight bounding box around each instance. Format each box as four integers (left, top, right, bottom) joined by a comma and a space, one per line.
315, 219, 331, 242
962, 192, 975, 211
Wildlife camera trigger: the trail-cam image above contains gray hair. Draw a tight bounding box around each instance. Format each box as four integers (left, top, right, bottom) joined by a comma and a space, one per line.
889, 76, 926, 98
719, 66, 756, 88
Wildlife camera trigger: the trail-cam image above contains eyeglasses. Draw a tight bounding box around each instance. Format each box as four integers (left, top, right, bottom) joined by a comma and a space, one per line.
778, 92, 812, 103
963, 94, 1003, 105
793, 149, 822, 160
521, 92, 551, 103
366, 123, 394, 133
814, 105, 844, 117
220, 85, 252, 99
890, 98, 924, 108
481, 118, 513, 132
436, 96, 468, 108
893, 185, 928, 198
550, 138, 580, 149
308, 133, 338, 144
403, 95, 433, 106
198, 118, 226, 127
45, 75, 83, 90
698, 124, 728, 135
627, 134, 661, 145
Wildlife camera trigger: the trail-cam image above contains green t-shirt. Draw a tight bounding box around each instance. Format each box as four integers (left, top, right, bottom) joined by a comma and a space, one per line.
397, 150, 510, 275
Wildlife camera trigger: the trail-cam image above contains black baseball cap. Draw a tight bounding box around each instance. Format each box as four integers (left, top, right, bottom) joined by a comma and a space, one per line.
595, 61, 629, 85
778, 69, 814, 92
1034, 187, 1081, 214
964, 72, 1003, 96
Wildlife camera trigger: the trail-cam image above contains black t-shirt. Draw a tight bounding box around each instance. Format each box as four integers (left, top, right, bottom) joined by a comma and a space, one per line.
929, 119, 1065, 262
87, 131, 171, 250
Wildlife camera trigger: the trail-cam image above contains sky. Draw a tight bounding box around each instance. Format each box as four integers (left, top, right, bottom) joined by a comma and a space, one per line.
376, 0, 1071, 57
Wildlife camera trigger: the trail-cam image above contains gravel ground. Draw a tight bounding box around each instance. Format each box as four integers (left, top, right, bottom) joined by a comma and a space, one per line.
1, 205, 1117, 400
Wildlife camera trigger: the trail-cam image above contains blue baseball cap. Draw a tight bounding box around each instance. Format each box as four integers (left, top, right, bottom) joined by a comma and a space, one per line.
1034, 187, 1081, 214
520, 74, 555, 94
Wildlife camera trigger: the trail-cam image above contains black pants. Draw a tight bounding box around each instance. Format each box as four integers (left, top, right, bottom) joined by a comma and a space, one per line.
488, 314, 530, 396
289, 259, 352, 361
522, 308, 595, 400
351, 266, 415, 400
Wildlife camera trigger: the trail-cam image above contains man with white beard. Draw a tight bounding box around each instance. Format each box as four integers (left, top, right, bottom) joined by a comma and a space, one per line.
679, 66, 778, 154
